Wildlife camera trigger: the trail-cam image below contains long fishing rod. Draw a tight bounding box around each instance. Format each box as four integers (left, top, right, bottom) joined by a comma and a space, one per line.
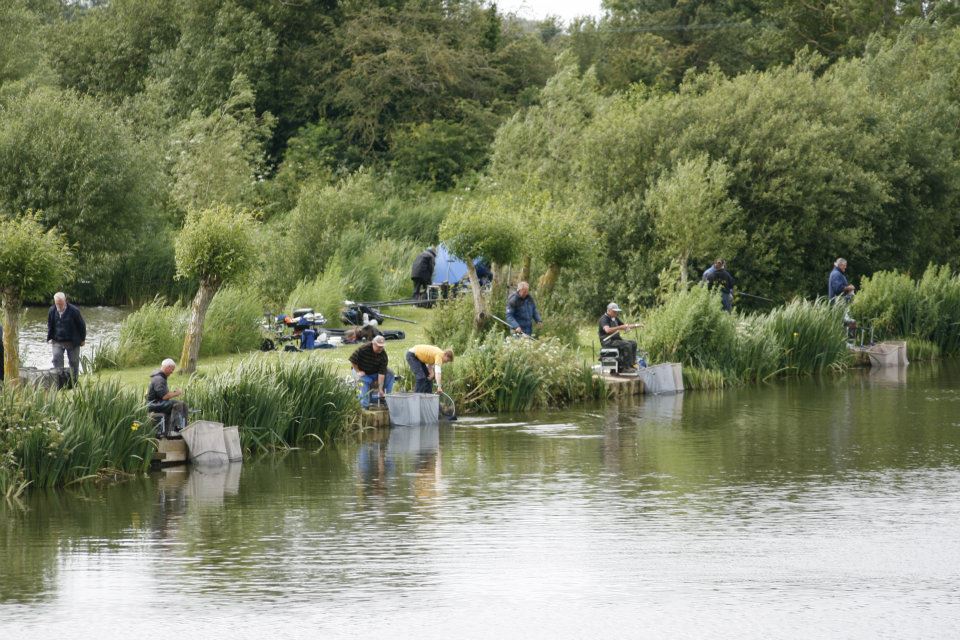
484, 312, 537, 340
601, 316, 642, 343
736, 291, 776, 303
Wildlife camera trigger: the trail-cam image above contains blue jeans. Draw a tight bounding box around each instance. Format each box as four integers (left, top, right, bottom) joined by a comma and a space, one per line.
406, 351, 433, 393
721, 291, 733, 312
358, 369, 395, 408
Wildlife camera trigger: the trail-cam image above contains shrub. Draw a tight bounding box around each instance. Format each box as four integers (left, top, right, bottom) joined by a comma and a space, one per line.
285, 253, 384, 325
764, 299, 850, 375
200, 286, 266, 357
852, 270, 931, 340
640, 285, 736, 373
446, 335, 604, 413
186, 355, 360, 450
426, 294, 481, 353
905, 337, 940, 361
917, 265, 960, 354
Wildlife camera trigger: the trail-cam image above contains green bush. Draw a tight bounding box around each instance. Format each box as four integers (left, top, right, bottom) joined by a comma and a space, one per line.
186, 355, 360, 450
200, 286, 265, 357
852, 270, 931, 340
917, 265, 960, 354
446, 335, 603, 413
426, 295, 481, 353
763, 299, 850, 375
285, 253, 384, 325
640, 285, 736, 373
0, 379, 154, 492
905, 337, 940, 361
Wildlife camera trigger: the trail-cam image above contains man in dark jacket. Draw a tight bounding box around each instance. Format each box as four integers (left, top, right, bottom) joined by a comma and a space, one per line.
410, 247, 437, 300
506, 281, 542, 336
146, 358, 188, 437
46, 292, 86, 383
703, 259, 735, 312
349, 335, 395, 408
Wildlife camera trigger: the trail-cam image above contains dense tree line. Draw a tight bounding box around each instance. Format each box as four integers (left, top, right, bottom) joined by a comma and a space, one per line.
1, 0, 960, 317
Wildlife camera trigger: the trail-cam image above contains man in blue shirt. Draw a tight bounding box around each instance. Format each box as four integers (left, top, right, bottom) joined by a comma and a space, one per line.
828, 258, 855, 302
505, 281, 542, 336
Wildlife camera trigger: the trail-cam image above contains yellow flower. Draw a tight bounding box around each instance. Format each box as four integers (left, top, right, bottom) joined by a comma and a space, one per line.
131, 421, 140, 431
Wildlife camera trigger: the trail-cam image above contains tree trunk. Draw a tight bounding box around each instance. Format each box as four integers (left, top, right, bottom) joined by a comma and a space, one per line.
179, 282, 217, 374
464, 260, 487, 330
519, 255, 531, 283
538, 263, 561, 297
2, 295, 21, 385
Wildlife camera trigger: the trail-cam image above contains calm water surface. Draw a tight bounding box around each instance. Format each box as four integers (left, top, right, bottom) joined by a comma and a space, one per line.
3, 363, 960, 639
17, 306, 129, 370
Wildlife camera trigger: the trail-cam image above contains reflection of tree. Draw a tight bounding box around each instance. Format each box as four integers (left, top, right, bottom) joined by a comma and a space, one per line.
0, 478, 156, 602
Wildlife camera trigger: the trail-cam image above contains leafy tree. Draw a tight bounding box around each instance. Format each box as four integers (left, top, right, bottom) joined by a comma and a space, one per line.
170, 75, 275, 211
0, 214, 74, 383
536, 204, 597, 297
644, 154, 744, 285
175, 205, 256, 373
440, 194, 522, 326
390, 119, 488, 189
0, 0, 54, 98
0, 87, 161, 277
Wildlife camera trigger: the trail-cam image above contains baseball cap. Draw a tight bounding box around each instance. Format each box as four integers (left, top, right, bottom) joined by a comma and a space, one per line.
372, 335, 386, 345
607, 302, 622, 312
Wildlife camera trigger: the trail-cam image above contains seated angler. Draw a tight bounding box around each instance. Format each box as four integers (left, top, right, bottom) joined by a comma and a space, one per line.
349, 335, 395, 409
598, 302, 641, 373
146, 358, 188, 438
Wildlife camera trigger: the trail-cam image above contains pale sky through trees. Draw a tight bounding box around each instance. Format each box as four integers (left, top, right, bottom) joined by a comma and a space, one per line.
496, 0, 603, 23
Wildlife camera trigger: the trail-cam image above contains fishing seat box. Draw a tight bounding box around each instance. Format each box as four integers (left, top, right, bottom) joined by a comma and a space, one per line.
385, 392, 440, 427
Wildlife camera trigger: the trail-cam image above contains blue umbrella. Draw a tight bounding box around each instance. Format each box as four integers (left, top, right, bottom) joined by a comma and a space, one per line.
431, 244, 469, 284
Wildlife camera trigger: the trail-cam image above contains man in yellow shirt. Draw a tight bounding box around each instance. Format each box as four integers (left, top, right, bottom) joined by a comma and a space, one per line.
406, 344, 454, 393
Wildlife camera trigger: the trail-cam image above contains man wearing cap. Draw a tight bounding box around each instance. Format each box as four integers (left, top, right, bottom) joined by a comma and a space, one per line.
599, 303, 640, 373
349, 335, 395, 409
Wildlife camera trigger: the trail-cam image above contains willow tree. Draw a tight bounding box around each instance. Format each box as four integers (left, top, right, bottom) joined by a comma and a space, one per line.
0, 214, 74, 384
644, 154, 743, 286
176, 205, 255, 373
440, 195, 522, 327
536, 205, 596, 297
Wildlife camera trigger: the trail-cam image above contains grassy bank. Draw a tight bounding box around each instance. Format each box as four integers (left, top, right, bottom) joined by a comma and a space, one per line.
1, 357, 360, 497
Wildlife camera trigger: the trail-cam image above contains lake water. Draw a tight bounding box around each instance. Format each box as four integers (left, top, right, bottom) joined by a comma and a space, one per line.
3, 363, 960, 639
16, 306, 129, 370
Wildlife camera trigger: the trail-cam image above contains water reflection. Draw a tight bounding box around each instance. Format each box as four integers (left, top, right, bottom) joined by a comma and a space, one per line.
4, 362, 960, 638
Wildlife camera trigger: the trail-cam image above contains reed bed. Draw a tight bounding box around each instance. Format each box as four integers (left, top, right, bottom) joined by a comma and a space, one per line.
186, 356, 361, 452
640, 287, 850, 385
446, 336, 604, 413
853, 264, 960, 353
0, 380, 154, 496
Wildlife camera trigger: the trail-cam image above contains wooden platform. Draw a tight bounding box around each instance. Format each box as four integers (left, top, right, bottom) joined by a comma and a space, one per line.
152, 437, 188, 466
597, 373, 645, 399
361, 407, 391, 428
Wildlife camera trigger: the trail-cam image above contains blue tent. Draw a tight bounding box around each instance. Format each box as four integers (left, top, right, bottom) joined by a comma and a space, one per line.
431, 244, 469, 284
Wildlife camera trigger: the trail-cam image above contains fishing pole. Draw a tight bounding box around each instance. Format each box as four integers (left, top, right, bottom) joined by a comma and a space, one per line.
736, 291, 776, 303
601, 316, 642, 343
485, 312, 537, 340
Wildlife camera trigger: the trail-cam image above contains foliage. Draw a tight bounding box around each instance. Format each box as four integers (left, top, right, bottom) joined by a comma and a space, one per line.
0, 87, 160, 272
186, 356, 360, 451
905, 337, 940, 362
285, 254, 383, 326
440, 194, 523, 266
0, 214, 74, 305
644, 154, 744, 284
445, 335, 604, 413
199, 286, 265, 357
175, 205, 256, 287
763, 299, 850, 375
391, 119, 490, 189
426, 295, 482, 354
0, 379, 154, 491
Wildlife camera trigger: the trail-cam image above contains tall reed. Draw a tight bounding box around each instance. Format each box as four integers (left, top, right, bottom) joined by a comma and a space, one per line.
763, 299, 850, 375
186, 356, 360, 451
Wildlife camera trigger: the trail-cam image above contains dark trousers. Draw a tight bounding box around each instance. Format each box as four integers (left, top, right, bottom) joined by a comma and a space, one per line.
412, 277, 431, 299
605, 339, 637, 371
148, 400, 188, 436
406, 351, 433, 393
